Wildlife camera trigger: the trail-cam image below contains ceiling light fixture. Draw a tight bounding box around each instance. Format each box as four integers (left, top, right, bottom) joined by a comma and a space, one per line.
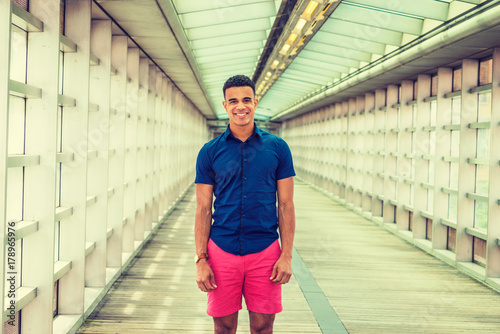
253, 0, 339, 102
286, 33, 298, 43
304, 0, 319, 18
280, 43, 291, 55
294, 18, 307, 32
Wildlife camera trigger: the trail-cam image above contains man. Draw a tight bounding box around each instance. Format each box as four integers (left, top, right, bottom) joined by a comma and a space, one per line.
194, 74, 296, 334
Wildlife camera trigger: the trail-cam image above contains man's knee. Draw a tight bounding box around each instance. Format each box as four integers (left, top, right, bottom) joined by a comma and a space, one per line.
213, 312, 238, 334
250, 322, 273, 334
249, 311, 275, 334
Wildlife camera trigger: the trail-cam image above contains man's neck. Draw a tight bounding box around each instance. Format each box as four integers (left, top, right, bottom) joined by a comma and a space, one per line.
229, 122, 254, 142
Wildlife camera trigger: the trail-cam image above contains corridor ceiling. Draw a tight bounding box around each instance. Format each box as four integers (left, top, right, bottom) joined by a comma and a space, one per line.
94, 0, 500, 121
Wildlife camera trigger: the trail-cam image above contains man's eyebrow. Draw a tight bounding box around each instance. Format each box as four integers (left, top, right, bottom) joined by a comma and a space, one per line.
227, 96, 253, 102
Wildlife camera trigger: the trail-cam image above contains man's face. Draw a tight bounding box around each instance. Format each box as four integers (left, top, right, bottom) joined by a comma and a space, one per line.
223, 86, 258, 128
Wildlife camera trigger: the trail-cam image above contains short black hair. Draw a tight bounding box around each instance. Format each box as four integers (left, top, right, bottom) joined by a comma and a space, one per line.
223, 75, 255, 99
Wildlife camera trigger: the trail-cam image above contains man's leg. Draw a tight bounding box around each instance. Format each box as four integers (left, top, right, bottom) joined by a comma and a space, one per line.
213, 311, 238, 334
249, 311, 275, 334
243, 241, 282, 333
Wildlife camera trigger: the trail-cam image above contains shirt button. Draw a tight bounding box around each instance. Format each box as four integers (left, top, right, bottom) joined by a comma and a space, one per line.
243, 195, 247, 198
243, 214, 246, 217
244, 177, 247, 180
244, 159, 247, 162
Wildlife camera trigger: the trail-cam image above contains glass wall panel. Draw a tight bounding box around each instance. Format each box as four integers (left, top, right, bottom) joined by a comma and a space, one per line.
450, 131, 460, 156
451, 97, 461, 125
478, 93, 491, 122
10, 27, 27, 81
474, 201, 488, 230
448, 193, 458, 220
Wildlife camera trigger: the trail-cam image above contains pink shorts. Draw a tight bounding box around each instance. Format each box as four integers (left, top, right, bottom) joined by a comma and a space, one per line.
206, 239, 282, 317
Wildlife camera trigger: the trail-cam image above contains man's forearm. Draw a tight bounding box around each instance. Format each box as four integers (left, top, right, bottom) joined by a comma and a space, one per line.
195, 207, 212, 255
278, 201, 295, 259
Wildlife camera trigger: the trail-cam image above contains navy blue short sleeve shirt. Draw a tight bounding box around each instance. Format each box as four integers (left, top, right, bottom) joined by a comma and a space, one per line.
195, 124, 295, 256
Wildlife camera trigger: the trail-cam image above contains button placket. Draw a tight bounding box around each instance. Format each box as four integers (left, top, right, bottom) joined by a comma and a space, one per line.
240, 142, 245, 248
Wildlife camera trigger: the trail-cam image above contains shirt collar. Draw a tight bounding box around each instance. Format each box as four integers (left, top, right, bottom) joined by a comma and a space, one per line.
223, 123, 263, 141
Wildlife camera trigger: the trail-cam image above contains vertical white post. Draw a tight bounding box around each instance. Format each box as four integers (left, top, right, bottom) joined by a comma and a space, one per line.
486, 48, 500, 278
456, 59, 478, 262
362, 93, 374, 214
340, 101, 348, 200
169, 80, 175, 204
324, 108, 330, 191
333, 102, 342, 198
354, 96, 365, 209
397, 80, 414, 230
414, 74, 431, 239
304, 115, 310, 184
313, 111, 318, 188
107, 35, 127, 268
0, 3, 12, 326
316, 110, 323, 190
372, 89, 386, 220
177, 94, 181, 194
58, 0, 92, 315
144, 65, 157, 232
153, 74, 162, 221
22, 0, 60, 331
384, 85, 398, 224
122, 47, 139, 254
167, 83, 175, 209
158, 77, 166, 215
345, 98, 355, 205
433, 67, 453, 250
168, 86, 174, 206
326, 105, 336, 195
135, 57, 149, 241
86, 19, 112, 287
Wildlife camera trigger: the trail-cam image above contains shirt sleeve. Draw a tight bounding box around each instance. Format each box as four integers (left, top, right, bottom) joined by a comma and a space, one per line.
276, 139, 296, 180
195, 144, 215, 185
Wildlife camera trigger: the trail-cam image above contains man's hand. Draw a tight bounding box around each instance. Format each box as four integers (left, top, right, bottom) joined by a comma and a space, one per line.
196, 260, 217, 292
270, 256, 292, 285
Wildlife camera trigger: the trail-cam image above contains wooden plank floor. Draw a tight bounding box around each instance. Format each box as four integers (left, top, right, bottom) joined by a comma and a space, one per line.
293, 179, 500, 334
78, 180, 500, 333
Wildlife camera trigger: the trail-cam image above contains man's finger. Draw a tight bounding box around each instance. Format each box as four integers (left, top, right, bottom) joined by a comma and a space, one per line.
203, 278, 214, 291
281, 273, 291, 284
210, 275, 217, 289
270, 264, 278, 280
198, 282, 207, 292
272, 269, 284, 283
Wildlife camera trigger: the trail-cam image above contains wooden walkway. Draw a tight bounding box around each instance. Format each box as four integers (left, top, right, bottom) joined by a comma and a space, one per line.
78, 180, 500, 333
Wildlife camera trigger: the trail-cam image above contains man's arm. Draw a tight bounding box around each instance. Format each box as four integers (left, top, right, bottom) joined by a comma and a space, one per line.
195, 183, 217, 292
271, 176, 295, 284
